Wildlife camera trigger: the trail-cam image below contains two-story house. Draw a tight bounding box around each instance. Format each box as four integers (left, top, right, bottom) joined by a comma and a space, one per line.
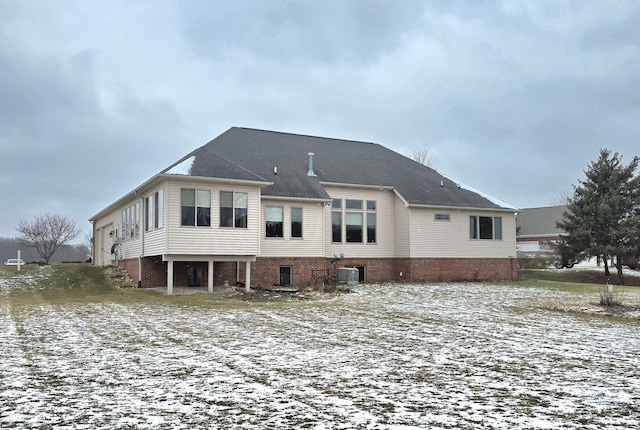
90, 127, 518, 293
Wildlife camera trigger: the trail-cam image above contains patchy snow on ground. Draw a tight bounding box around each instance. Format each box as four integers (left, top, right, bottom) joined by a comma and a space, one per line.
1, 274, 639, 429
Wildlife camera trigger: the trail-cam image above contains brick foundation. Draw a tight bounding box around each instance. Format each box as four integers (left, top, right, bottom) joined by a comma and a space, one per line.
119, 258, 140, 283
406, 258, 519, 282
127, 255, 518, 288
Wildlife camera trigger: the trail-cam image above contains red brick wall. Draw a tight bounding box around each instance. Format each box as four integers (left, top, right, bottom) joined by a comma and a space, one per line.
408, 258, 518, 282
119, 258, 140, 283
251, 257, 331, 286
131, 255, 518, 288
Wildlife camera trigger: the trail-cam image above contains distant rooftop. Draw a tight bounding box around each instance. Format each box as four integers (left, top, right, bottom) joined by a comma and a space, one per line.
516, 205, 568, 237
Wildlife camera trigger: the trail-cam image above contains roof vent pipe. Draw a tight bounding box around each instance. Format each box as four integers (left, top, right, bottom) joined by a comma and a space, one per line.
307, 152, 316, 177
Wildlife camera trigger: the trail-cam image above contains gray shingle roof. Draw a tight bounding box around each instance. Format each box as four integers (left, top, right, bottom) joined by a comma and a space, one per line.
516, 206, 568, 236
162, 127, 512, 209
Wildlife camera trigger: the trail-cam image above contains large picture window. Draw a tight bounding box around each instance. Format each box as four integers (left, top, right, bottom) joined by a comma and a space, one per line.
220, 191, 248, 228
181, 189, 210, 227
266, 207, 283, 237
332, 198, 377, 244
346, 212, 363, 242
470, 216, 502, 240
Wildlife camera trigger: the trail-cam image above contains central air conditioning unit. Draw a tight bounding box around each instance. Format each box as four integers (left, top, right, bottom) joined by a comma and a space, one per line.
336, 267, 359, 285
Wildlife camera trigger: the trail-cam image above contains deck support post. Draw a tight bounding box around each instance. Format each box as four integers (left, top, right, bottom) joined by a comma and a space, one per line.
167, 260, 174, 295
245, 260, 251, 293
208, 260, 214, 292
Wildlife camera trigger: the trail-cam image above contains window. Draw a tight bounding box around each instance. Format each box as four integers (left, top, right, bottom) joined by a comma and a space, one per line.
367, 213, 376, 243
332, 199, 342, 243
332, 198, 377, 244
145, 194, 153, 231
196, 190, 211, 226
145, 189, 165, 231
353, 265, 366, 282
122, 202, 140, 240
346, 213, 363, 242
470, 216, 503, 240
266, 207, 283, 237
291, 207, 302, 238
279, 266, 292, 286
181, 189, 210, 227
220, 191, 248, 228
181, 189, 195, 226
346, 199, 362, 210
435, 213, 451, 221
366, 200, 376, 243
155, 189, 164, 229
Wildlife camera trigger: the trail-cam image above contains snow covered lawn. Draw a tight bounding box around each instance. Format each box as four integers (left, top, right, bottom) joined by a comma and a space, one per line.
1, 272, 639, 429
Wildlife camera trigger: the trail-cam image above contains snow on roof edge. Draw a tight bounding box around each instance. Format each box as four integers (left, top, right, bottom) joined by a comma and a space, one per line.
440, 172, 519, 211
166, 156, 195, 175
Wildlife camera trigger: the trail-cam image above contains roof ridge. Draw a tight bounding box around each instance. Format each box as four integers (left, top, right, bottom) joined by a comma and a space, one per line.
232, 126, 376, 146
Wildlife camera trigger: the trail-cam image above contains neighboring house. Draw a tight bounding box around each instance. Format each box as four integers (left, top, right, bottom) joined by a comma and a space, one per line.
90, 127, 518, 292
516, 205, 568, 258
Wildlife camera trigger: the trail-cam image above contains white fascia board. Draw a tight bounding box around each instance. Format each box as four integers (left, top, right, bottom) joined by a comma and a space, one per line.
392, 189, 410, 208
260, 195, 331, 203
162, 254, 257, 262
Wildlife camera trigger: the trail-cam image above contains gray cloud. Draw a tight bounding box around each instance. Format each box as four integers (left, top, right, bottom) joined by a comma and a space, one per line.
1, 0, 640, 238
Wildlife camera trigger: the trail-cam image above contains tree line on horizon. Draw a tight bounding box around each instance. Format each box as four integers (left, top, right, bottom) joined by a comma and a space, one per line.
0, 237, 90, 264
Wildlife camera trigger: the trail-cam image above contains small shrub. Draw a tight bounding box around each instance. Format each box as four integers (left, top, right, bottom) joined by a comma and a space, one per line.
599, 284, 624, 307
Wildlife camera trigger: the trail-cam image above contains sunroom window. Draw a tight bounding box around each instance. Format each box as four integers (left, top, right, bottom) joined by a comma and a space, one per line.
220, 191, 248, 228
181, 189, 210, 227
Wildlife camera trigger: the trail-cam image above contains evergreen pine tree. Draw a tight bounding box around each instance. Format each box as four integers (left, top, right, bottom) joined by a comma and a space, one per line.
558, 149, 640, 283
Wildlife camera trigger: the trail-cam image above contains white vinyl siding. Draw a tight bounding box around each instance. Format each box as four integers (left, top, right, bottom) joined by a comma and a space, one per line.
394, 195, 411, 258
260, 200, 324, 257
166, 181, 260, 255
409, 209, 516, 258
324, 186, 395, 259
143, 184, 168, 256
95, 205, 143, 262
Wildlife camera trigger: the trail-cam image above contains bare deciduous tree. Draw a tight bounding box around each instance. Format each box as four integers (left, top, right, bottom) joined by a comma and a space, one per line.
551, 191, 572, 206
16, 212, 80, 264
411, 145, 437, 169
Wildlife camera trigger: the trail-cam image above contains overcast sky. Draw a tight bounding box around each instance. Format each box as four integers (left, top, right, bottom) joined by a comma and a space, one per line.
1, 0, 640, 240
